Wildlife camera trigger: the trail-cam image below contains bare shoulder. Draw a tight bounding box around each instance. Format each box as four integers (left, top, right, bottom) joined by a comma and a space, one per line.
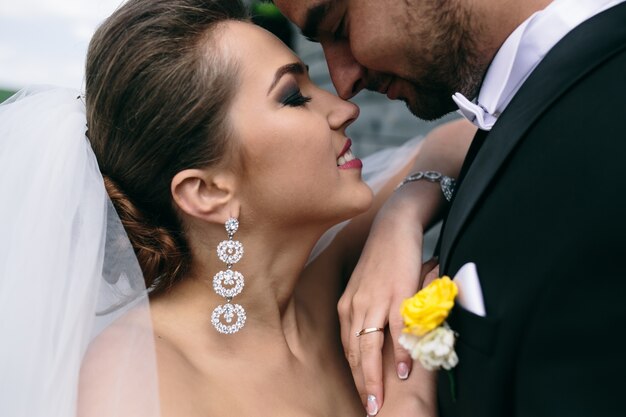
79, 306, 219, 417
78, 308, 160, 417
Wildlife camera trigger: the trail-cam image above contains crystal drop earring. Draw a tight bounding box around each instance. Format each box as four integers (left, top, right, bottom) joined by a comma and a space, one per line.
211, 217, 246, 334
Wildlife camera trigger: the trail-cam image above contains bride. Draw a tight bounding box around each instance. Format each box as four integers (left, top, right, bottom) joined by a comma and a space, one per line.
0, 0, 473, 416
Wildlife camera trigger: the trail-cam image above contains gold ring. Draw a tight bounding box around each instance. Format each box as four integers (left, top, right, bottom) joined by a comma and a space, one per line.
355, 327, 384, 337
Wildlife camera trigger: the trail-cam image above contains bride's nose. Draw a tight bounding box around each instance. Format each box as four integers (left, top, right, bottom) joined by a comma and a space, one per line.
328, 95, 360, 132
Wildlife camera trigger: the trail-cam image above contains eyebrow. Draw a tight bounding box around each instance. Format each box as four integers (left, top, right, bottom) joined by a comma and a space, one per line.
267, 62, 308, 95
301, 2, 331, 41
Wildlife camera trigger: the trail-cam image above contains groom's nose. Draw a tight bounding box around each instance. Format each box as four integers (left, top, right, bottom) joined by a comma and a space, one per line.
322, 40, 366, 100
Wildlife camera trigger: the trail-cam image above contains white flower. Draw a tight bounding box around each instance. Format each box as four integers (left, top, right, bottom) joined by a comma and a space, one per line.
399, 325, 459, 371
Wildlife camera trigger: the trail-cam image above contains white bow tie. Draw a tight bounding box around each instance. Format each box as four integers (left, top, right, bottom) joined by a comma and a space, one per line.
450, 13, 533, 132
452, 93, 498, 130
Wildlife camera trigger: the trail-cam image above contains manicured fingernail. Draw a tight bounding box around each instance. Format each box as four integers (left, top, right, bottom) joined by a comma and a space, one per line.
397, 362, 409, 380
367, 395, 379, 416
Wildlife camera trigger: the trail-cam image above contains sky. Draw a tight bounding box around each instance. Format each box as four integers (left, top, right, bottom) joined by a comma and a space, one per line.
0, 0, 126, 91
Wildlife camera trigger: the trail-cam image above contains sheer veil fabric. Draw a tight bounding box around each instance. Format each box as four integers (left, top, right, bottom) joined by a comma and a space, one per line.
0, 87, 159, 417
0, 86, 421, 416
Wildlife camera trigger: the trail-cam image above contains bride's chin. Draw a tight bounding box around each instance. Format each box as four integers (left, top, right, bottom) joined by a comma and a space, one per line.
356, 186, 375, 211
337, 188, 375, 222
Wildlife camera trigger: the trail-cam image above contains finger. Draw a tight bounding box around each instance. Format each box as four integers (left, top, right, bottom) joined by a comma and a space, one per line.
388, 301, 413, 380
347, 300, 369, 407
338, 294, 353, 359
348, 289, 385, 405
348, 322, 367, 408
422, 264, 440, 288
359, 313, 386, 415
419, 257, 439, 288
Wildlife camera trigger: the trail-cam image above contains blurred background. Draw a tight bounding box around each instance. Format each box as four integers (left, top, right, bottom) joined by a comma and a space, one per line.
0, 0, 457, 156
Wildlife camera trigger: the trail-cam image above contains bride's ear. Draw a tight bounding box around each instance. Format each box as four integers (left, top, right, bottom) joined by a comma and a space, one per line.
171, 168, 240, 224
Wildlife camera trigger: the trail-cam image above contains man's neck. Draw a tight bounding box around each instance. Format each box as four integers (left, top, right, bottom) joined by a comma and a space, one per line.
476, 0, 554, 65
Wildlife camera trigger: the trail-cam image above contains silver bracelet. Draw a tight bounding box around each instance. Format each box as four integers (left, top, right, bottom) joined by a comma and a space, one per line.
395, 171, 456, 202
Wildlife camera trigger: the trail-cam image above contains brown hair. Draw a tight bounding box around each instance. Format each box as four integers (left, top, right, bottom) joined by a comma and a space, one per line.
85, 0, 247, 293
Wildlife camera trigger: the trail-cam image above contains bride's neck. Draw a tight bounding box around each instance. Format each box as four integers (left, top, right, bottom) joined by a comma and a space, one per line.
150, 224, 326, 358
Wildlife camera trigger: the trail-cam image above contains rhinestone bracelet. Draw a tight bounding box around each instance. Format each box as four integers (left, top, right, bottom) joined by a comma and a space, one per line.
395, 171, 456, 202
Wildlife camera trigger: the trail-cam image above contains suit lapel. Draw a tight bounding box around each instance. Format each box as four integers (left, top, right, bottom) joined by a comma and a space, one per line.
440, 2, 626, 271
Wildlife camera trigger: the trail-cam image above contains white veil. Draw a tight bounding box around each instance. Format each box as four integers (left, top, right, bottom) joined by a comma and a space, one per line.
0, 87, 159, 417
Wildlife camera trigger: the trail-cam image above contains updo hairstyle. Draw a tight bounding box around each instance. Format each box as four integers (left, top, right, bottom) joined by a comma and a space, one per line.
85, 0, 247, 293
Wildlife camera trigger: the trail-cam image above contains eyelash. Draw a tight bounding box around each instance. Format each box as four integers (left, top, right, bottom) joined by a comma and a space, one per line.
283, 90, 312, 107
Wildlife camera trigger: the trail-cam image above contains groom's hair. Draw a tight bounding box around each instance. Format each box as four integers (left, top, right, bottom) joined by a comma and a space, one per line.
85, 0, 247, 294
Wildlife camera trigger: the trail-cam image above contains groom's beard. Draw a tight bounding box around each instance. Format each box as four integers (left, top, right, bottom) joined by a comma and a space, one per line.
363, 73, 460, 121
400, 0, 488, 121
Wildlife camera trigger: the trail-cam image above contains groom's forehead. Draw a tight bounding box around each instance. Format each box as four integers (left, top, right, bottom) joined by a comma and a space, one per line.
275, 0, 333, 39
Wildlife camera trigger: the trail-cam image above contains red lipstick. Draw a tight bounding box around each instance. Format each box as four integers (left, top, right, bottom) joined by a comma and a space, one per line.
338, 159, 363, 170
338, 138, 352, 158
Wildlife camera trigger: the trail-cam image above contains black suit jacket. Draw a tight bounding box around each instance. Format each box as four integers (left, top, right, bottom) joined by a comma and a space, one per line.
437, 4, 626, 416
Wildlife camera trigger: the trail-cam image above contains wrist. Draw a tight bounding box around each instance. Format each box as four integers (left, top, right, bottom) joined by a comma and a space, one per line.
383, 179, 444, 231
396, 170, 456, 202
368, 200, 424, 253
375, 194, 425, 237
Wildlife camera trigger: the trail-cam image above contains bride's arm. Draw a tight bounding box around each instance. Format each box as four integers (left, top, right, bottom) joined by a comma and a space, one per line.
304, 118, 474, 300
333, 119, 474, 272
339, 119, 474, 412
302, 118, 474, 411
335, 119, 474, 413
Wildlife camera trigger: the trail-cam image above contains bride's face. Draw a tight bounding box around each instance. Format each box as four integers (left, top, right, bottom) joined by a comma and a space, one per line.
223, 22, 373, 226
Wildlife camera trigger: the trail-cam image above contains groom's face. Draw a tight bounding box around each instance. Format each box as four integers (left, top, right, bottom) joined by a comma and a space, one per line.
275, 0, 485, 121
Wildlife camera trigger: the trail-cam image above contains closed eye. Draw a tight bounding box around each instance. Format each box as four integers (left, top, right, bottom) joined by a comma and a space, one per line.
282, 90, 312, 107
333, 15, 346, 40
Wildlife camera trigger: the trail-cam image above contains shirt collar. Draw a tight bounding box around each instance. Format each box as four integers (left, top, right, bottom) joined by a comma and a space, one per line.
453, 0, 625, 130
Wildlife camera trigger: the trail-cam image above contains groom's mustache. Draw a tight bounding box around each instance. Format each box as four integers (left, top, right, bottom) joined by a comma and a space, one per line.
364, 73, 395, 95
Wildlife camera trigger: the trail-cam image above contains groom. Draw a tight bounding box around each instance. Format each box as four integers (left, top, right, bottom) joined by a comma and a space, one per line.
276, 0, 626, 416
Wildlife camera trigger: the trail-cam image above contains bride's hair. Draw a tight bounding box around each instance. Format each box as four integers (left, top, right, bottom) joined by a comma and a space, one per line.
85, 0, 247, 293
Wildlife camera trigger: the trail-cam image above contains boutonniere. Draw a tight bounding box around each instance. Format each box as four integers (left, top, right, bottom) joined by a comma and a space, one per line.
399, 276, 459, 371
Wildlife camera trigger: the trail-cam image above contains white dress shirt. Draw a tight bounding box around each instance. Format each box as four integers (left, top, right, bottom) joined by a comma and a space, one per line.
453, 0, 626, 131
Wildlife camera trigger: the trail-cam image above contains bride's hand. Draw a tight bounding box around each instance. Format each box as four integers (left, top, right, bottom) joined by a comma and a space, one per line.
338, 190, 439, 413
354, 306, 439, 417
338, 120, 474, 412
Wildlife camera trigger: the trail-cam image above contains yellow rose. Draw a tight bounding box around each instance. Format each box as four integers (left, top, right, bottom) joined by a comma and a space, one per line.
400, 276, 458, 336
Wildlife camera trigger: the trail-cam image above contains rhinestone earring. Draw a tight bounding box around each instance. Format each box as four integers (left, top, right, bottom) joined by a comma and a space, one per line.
211, 217, 246, 334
